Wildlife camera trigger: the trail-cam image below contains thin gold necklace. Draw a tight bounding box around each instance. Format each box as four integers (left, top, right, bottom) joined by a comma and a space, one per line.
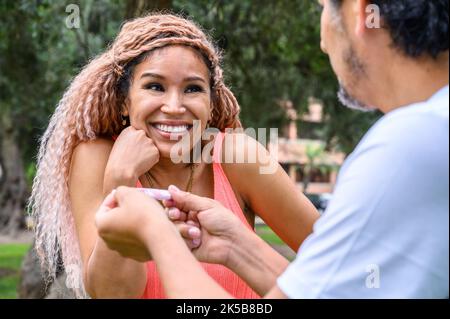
144, 163, 197, 193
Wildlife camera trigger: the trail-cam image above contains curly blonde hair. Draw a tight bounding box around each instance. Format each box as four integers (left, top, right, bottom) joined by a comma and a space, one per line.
28, 13, 241, 298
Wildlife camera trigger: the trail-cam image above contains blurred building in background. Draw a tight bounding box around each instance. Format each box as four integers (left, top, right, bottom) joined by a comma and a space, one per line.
269, 99, 345, 196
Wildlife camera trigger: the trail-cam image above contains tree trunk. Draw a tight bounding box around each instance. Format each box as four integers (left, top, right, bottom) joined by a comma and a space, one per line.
125, 0, 172, 19
0, 111, 28, 236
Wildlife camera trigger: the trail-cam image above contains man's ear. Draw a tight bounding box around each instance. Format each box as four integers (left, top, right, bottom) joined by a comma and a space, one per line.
355, 0, 370, 37
354, 0, 382, 44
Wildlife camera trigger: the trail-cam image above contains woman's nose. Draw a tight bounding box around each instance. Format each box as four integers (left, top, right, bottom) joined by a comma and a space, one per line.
160, 92, 186, 114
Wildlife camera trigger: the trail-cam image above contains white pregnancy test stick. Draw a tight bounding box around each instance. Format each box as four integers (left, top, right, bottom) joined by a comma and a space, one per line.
138, 188, 172, 201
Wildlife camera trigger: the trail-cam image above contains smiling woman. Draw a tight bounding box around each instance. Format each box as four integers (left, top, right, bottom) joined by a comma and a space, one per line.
28, 13, 243, 299
29, 13, 319, 299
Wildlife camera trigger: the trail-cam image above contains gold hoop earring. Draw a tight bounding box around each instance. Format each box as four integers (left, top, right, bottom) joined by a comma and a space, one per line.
121, 115, 129, 126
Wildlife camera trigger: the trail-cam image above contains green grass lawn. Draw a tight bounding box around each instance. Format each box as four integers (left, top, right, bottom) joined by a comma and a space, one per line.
255, 224, 286, 245
0, 243, 31, 299
256, 224, 296, 261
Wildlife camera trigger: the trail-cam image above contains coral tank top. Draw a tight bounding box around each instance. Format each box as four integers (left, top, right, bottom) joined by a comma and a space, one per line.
140, 132, 260, 299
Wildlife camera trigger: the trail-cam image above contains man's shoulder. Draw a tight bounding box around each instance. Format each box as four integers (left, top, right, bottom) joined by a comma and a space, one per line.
360, 92, 448, 154
342, 90, 449, 181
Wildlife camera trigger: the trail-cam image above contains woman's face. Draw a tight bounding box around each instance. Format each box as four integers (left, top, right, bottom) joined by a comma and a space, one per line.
125, 45, 212, 158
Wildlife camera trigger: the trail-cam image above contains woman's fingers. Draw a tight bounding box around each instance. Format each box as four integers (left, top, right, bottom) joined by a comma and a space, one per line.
177, 223, 201, 239
100, 189, 118, 211
186, 219, 200, 228
168, 208, 201, 249
162, 199, 175, 207
167, 205, 201, 250
167, 207, 187, 222
175, 222, 202, 249
184, 237, 201, 250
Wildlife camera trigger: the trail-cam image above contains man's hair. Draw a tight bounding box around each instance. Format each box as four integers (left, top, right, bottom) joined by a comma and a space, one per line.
331, 0, 449, 58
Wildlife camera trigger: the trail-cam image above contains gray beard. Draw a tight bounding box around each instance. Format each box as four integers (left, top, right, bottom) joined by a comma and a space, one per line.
337, 83, 377, 112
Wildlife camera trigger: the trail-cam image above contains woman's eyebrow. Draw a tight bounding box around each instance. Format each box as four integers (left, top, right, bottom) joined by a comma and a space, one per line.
184, 76, 207, 84
140, 72, 164, 80
140, 72, 206, 84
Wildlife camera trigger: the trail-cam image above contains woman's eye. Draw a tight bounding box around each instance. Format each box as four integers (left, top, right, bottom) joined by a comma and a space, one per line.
145, 83, 164, 91
185, 85, 204, 93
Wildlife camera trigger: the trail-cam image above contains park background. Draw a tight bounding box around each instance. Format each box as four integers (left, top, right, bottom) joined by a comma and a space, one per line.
0, 0, 381, 298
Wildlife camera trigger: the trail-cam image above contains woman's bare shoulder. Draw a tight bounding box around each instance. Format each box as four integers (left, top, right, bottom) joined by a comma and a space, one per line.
220, 132, 277, 200
72, 138, 114, 163
70, 138, 114, 181
73, 138, 114, 155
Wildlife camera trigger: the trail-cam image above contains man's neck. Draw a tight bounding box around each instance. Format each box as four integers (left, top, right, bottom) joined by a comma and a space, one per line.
376, 52, 449, 114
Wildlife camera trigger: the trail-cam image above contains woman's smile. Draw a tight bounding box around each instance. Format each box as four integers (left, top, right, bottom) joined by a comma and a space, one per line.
149, 120, 194, 140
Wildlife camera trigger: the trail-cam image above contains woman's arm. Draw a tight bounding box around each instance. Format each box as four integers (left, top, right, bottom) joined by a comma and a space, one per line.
69, 139, 147, 298
222, 133, 320, 251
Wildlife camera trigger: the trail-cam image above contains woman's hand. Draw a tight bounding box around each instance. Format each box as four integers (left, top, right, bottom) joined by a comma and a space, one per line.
95, 187, 203, 262
166, 207, 203, 250
165, 185, 248, 266
104, 126, 160, 188
95, 187, 166, 262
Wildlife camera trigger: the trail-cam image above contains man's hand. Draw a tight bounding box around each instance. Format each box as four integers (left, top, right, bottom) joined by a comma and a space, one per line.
165, 185, 249, 266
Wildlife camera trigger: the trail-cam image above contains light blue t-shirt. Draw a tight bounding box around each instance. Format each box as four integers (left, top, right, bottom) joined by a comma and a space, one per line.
277, 86, 449, 298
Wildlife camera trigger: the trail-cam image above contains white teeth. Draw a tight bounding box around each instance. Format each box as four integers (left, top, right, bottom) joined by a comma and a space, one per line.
154, 124, 190, 133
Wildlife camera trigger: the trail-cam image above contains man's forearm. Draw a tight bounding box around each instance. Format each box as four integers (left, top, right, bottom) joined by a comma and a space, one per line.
226, 227, 290, 296
146, 219, 232, 299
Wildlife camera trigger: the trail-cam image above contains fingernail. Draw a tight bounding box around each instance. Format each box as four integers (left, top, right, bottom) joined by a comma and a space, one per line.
164, 199, 175, 207
168, 208, 180, 219
111, 189, 116, 196
188, 227, 201, 238
168, 185, 180, 193
192, 239, 201, 246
